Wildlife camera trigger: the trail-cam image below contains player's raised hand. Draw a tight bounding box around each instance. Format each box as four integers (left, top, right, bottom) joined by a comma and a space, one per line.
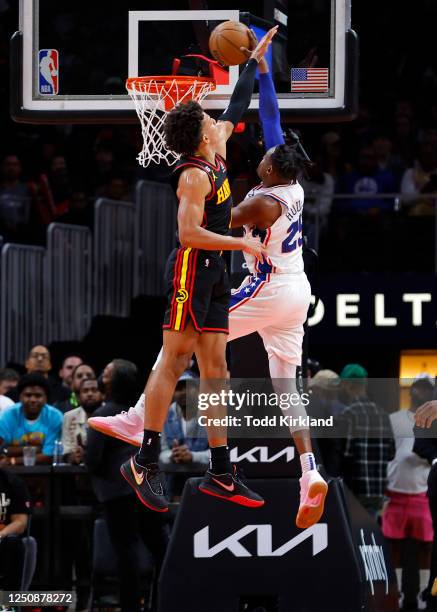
415, 401, 437, 428
240, 29, 269, 74
241, 234, 266, 262
249, 26, 278, 64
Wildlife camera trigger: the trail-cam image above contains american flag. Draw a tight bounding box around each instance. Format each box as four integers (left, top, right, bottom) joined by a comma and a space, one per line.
291, 68, 329, 92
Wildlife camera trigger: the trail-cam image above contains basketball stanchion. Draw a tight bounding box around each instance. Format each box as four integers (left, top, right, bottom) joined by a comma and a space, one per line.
158, 478, 398, 612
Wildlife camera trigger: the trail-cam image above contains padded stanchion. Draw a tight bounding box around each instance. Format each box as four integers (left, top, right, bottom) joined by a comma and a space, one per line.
158, 478, 398, 612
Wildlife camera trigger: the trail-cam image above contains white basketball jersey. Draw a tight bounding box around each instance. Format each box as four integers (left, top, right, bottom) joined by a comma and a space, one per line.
243, 181, 305, 275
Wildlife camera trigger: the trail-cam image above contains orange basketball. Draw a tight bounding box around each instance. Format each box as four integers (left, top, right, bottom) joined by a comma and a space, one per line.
209, 21, 251, 66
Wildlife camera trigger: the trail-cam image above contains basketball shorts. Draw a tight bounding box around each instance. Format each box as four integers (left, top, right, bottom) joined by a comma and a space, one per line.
163, 247, 230, 333
382, 490, 434, 542
228, 272, 311, 366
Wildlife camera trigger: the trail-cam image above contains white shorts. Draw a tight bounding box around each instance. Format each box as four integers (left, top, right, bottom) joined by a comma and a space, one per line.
228, 272, 311, 366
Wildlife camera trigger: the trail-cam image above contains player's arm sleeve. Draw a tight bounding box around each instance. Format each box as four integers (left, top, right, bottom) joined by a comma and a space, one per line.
258, 72, 285, 149
218, 58, 258, 126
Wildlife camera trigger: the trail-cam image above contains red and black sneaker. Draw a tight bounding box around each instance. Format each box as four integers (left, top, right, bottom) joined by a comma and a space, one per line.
198, 465, 264, 508
120, 456, 169, 513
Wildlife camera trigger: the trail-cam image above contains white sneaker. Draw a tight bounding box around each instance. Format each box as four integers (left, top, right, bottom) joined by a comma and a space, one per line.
88, 407, 143, 446
296, 470, 328, 529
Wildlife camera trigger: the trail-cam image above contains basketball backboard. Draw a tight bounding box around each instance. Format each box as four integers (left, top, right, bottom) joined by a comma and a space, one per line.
11, 0, 358, 124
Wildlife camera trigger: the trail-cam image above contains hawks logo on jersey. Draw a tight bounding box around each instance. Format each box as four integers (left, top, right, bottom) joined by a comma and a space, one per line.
243, 181, 305, 276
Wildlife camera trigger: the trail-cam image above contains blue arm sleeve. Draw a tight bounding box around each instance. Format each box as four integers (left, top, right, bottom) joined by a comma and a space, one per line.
259, 72, 285, 150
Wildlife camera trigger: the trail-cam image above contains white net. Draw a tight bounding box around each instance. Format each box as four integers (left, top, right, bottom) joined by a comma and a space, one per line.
127, 77, 215, 167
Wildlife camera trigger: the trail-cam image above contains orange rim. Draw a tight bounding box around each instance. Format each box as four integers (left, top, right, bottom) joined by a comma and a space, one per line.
126, 75, 216, 95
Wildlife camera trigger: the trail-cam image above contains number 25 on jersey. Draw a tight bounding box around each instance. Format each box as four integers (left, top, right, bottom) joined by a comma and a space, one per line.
282, 214, 303, 253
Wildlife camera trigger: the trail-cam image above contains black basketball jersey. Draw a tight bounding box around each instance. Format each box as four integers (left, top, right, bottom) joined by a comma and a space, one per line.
172, 153, 232, 237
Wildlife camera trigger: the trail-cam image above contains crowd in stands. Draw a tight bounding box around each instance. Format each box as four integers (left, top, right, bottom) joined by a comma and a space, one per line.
1, 345, 437, 610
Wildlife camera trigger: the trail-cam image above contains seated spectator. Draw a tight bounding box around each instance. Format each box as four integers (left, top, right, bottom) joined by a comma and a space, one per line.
0, 374, 63, 464
57, 363, 95, 414
401, 142, 437, 215
0, 459, 31, 591
320, 131, 348, 182
8, 345, 61, 404
337, 145, 398, 214
85, 359, 168, 612
372, 132, 406, 184
52, 354, 83, 406
383, 377, 434, 612
57, 189, 93, 228
160, 371, 209, 500
0, 368, 19, 412
62, 378, 103, 465
338, 363, 395, 518
31, 155, 72, 225
96, 175, 132, 202
0, 154, 32, 242
299, 157, 334, 249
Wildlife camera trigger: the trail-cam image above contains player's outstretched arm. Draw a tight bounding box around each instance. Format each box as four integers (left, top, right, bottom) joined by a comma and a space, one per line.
240, 28, 284, 150
217, 26, 278, 146
177, 168, 266, 260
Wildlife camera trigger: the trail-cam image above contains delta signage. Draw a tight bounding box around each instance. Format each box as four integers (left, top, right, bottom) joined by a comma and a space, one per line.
308, 274, 437, 345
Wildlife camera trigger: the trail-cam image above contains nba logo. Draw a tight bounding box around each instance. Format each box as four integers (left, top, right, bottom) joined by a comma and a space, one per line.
38, 49, 59, 95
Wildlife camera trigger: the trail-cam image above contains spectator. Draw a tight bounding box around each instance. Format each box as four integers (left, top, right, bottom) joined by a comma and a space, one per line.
85, 359, 168, 612
339, 363, 395, 518
0, 368, 19, 412
0, 154, 32, 242
299, 157, 334, 249
62, 378, 103, 464
57, 363, 95, 414
393, 114, 416, 168
372, 132, 406, 184
0, 460, 31, 590
320, 131, 347, 182
307, 370, 343, 477
52, 354, 83, 406
160, 371, 209, 500
401, 143, 437, 216
337, 145, 398, 214
57, 189, 93, 228
8, 345, 60, 404
96, 175, 132, 202
0, 374, 63, 464
29, 154, 72, 226
383, 378, 434, 611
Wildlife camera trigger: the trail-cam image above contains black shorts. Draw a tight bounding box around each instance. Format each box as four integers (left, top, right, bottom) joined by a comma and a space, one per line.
163, 247, 230, 333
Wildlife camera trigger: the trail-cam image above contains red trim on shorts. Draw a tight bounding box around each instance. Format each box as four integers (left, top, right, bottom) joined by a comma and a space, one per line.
181, 249, 198, 330
201, 327, 229, 333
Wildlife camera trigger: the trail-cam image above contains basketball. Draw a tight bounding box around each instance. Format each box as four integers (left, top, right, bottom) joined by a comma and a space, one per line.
209, 21, 251, 66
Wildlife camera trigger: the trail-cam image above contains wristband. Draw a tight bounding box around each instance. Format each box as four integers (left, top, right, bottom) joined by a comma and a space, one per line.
432, 458, 437, 466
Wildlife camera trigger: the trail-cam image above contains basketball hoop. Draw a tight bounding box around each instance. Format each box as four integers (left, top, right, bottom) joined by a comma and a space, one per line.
126, 75, 216, 167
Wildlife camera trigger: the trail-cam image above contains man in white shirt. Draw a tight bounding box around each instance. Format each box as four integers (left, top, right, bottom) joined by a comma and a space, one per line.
383, 377, 435, 611
0, 369, 19, 412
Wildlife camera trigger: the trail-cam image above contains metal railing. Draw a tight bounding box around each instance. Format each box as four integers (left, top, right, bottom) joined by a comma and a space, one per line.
134, 180, 177, 296
93, 198, 135, 317
45, 223, 92, 343
0, 243, 46, 365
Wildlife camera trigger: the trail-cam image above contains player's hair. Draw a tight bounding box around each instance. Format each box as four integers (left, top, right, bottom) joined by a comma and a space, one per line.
271, 144, 306, 184
163, 100, 204, 156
